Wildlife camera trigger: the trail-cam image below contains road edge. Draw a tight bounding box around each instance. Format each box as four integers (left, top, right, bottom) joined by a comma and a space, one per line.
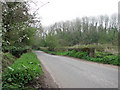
37, 56, 59, 88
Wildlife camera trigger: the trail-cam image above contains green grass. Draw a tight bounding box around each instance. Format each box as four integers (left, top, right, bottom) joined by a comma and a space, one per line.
2, 52, 43, 89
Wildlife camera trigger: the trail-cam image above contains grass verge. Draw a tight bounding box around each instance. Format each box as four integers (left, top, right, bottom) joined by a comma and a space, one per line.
40, 49, 119, 66
2, 52, 43, 89
2, 53, 17, 73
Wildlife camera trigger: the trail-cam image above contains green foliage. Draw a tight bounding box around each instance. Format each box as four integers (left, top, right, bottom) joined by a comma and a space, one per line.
74, 52, 89, 59
103, 55, 119, 65
40, 49, 119, 66
46, 34, 59, 51
58, 50, 89, 59
21, 27, 37, 46
95, 51, 113, 58
2, 52, 43, 88
38, 14, 118, 48
87, 55, 119, 65
2, 53, 17, 73
64, 50, 76, 57
2, 46, 31, 57
2, 2, 37, 52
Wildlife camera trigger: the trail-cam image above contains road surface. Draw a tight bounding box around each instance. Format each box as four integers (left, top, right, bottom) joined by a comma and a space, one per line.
34, 51, 118, 88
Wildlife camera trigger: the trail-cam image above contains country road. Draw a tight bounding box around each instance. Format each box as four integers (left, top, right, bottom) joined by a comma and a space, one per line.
34, 51, 118, 88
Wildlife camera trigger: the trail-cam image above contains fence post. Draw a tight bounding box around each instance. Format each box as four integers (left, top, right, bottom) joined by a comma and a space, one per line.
89, 48, 95, 58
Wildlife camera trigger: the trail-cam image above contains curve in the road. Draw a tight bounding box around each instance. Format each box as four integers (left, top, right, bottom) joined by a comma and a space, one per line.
34, 51, 118, 88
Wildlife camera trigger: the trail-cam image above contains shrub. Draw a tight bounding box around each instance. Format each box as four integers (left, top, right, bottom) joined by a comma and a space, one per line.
2, 46, 31, 57
103, 55, 119, 65
95, 52, 113, 58
79, 52, 88, 59
66, 50, 76, 57
87, 55, 119, 65
2, 52, 43, 88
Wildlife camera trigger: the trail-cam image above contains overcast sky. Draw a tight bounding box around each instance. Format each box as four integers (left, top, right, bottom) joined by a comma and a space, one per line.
30, 0, 119, 26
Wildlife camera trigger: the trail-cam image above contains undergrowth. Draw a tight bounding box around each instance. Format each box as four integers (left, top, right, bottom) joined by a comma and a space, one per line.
2, 53, 17, 73
40, 49, 119, 66
2, 52, 43, 89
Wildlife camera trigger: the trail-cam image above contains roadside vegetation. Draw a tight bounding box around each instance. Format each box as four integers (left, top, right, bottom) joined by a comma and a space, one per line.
34, 14, 118, 50
2, 52, 43, 89
2, 1, 43, 89
33, 11, 119, 67
33, 11, 119, 66
39, 48, 119, 66
1, 0, 119, 89
2, 53, 17, 73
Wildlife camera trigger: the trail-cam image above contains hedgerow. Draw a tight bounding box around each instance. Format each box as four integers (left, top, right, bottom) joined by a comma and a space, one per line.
2, 46, 31, 57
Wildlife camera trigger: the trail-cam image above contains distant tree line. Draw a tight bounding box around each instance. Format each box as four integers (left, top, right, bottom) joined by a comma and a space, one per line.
2, 1, 118, 51
35, 14, 118, 50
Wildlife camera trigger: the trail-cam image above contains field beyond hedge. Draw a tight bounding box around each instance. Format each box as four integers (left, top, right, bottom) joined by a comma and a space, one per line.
2, 52, 43, 89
